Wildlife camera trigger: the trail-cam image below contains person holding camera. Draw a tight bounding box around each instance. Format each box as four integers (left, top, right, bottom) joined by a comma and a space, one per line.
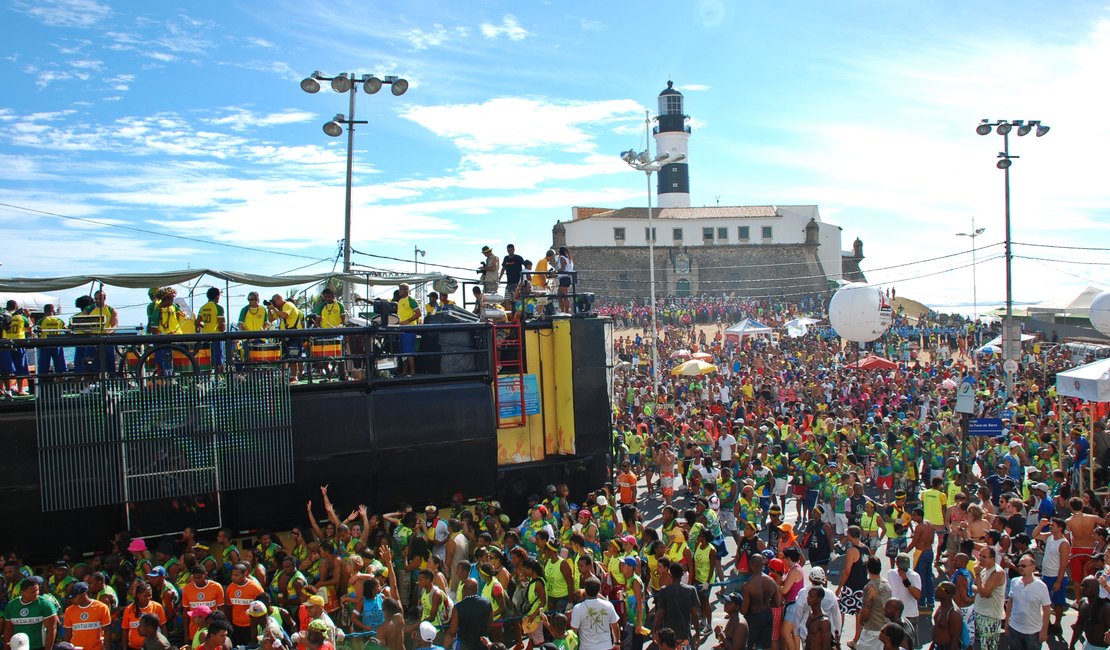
478, 246, 500, 294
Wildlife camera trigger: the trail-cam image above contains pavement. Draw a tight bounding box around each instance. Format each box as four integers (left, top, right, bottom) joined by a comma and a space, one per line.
626, 472, 1080, 649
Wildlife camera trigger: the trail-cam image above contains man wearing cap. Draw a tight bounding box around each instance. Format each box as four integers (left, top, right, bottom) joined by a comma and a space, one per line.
45, 563, 74, 607
713, 593, 748, 650
478, 247, 500, 294
791, 568, 842, 646
2, 578, 56, 650
885, 553, 921, 642
421, 506, 451, 562
143, 567, 178, 635
62, 582, 110, 650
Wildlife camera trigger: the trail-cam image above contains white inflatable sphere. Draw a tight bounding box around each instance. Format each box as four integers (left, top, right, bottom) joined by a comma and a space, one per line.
1090, 291, 1110, 338
828, 283, 892, 342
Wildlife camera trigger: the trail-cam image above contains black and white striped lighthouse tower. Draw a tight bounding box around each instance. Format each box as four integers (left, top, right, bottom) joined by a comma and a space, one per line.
655, 80, 691, 208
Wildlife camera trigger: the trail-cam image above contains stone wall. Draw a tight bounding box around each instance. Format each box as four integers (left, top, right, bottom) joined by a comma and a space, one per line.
568, 243, 829, 300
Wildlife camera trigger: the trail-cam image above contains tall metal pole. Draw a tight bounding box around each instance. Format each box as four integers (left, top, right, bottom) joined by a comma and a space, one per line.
970, 216, 979, 322
646, 170, 659, 399
1002, 132, 1014, 397
342, 87, 356, 307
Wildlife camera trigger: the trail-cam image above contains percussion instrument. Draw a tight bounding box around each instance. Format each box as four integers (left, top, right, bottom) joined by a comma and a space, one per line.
309, 337, 343, 359
248, 341, 282, 363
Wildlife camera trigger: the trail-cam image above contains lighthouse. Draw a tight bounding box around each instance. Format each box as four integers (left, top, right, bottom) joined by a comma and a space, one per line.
655, 80, 691, 208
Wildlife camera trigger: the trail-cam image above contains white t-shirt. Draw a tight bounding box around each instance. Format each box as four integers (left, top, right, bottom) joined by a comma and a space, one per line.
1007, 577, 1050, 635
718, 434, 737, 462
886, 568, 921, 616
570, 598, 619, 650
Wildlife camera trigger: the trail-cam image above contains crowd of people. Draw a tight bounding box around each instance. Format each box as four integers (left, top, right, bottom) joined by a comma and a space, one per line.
3, 291, 1110, 650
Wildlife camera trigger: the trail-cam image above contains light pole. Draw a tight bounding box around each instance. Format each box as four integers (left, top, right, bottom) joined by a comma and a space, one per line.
976, 118, 1049, 396
414, 245, 426, 302
301, 71, 408, 306
956, 217, 986, 327
621, 113, 686, 400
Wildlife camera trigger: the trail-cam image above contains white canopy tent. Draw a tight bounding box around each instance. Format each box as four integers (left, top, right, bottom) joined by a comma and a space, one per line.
0, 291, 61, 313
0, 269, 448, 293
1056, 357, 1110, 403
983, 333, 1037, 348
725, 318, 774, 343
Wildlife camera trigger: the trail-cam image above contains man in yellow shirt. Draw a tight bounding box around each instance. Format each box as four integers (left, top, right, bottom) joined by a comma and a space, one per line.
313, 288, 346, 329
2, 300, 33, 396
395, 284, 420, 376
36, 303, 68, 376
196, 287, 226, 370
919, 476, 947, 528
267, 294, 304, 378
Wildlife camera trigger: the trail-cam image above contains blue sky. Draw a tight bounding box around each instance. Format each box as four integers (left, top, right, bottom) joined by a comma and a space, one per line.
2, 0, 1109, 326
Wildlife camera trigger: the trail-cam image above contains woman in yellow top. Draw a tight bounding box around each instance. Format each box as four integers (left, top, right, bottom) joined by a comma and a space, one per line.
859, 499, 885, 552
151, 288, 186, 375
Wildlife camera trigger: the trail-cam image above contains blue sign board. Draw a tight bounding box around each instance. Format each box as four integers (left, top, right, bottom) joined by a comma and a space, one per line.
1000, 409, 1014, 420
497, 374, 541, 419
968, 418, 1004, 437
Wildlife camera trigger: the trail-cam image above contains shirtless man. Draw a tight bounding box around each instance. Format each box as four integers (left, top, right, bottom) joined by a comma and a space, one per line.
805, 588, 833, 650
1066, 496, 1107, 586
657, 441, 677, 506
931, 582, 962, 650
909, 508, 936, 611
740, 554, 781, 649
1070, 577, 1110, 650
713, 593, 749, 650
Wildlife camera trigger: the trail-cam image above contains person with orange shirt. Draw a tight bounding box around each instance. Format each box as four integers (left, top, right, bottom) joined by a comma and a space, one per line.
224, 564, 264, 646
181, 566, 225, 639
63, 582, 112, 650
618, 461, 638, 506
120, 582, 166, 650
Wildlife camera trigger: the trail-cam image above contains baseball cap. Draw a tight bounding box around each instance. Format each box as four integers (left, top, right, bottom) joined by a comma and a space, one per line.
54, 643, 76, 650
146, 566, 167, 578
69, 582, 90, 596
419, 621, 438, 643
307, 595, 326, 607
809, 567, 827, 583
188, 605, 212, 619
621, 557, 638, 568
621, 535, 637, 546
248, 601, 268, 618
1033, 482, 1050, 492
724, 592, 743, 606
425, 505, 438, 514
767, 558, 785, 574
9, 634, 28, 650
596, 495, 608, 507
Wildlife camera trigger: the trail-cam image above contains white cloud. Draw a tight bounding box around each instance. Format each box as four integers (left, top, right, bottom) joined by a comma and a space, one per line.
403, 25, 450, 50
401, 97, 642, 153
479, 15, 530, 41
245, 36, 277, 48
12, 0, 110, 28
680, 84, 711, 92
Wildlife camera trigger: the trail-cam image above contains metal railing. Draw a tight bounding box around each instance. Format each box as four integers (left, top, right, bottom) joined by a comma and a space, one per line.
0, 321, 496, 399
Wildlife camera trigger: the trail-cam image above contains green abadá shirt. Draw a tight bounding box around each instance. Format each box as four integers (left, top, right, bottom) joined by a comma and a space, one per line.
2, 595, 57, 649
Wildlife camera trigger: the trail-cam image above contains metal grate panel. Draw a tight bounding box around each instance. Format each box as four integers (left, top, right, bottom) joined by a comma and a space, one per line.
35, 371, 293, 512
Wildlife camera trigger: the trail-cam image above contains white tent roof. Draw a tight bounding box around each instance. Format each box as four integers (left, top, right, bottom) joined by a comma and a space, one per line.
725, 318, 773, 337
0, 291, 61, 312
1027, 285, 1103, 316
984, 333, 1037, 347
1056, 357, 1110, 402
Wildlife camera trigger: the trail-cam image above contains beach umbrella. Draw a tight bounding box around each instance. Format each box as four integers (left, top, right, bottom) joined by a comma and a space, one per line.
671, 360, 718, 376
691, 352, 713, 360
940, 378, 958, 390
669, 349, 692, 360
614, 361, 633, 371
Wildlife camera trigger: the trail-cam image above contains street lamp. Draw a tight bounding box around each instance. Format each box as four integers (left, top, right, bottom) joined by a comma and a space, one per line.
301, 70, 409, 306
622, 112, 686, 400
976, 118, 1049, 396
956, 218, 986, 333
414, 245, 426, 302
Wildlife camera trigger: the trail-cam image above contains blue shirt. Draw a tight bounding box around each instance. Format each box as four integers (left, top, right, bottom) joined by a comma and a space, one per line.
1037, 496, 1055, 520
